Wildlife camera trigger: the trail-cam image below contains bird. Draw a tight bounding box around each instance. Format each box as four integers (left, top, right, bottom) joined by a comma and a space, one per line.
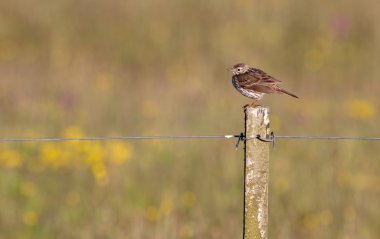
230, 63, 298, 108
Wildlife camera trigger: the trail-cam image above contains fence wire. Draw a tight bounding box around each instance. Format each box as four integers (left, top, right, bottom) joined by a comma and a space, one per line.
0, 133, 380, 143
273, 135, 380, 140
0, 135, 239, 142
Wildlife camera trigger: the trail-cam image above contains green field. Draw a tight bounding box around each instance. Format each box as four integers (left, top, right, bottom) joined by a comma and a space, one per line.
0, 0, 379, 238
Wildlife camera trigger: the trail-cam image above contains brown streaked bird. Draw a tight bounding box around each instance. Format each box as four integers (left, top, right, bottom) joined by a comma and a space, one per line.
230, 63, 298, 108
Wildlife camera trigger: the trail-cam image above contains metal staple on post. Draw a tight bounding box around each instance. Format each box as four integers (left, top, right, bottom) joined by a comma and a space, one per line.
243, 106, 270, 239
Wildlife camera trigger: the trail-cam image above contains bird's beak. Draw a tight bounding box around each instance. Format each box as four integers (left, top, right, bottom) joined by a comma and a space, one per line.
226, 67, 233, 71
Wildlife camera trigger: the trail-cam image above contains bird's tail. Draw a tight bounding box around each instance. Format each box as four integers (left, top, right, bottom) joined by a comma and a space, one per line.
279, 88, 299, 98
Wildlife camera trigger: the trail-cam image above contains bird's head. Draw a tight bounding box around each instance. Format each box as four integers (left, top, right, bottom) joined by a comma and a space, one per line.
229, 63, 250, 75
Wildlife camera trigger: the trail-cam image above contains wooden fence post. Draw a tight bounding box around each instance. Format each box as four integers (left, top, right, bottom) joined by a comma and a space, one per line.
243, 106, 270, 239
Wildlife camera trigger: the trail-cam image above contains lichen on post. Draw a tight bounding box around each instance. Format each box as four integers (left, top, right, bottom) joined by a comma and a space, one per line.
243, 106, 270, 239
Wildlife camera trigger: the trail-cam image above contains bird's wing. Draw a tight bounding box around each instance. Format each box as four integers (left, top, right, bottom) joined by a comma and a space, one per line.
238, 68, 282, 93
245, 84, 278, 94
248, 68, 282, 83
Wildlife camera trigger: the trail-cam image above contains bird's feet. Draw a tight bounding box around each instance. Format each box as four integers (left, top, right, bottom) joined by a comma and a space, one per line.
243, 101, 261, 110
243, 104, 250, 110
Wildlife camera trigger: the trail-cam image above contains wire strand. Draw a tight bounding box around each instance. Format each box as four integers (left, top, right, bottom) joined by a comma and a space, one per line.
0, 134, 380, 143
0, 135, 240, 142
274, 135, 380, 141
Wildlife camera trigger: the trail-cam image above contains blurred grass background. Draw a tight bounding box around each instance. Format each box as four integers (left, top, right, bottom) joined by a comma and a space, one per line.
0, 0, 379, 238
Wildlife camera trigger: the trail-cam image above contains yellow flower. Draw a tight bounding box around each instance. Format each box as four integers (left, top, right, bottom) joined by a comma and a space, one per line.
303, 213, 319, 231
91, 162, 108, 185
160, 196, 174, 216
107, 142, 133, 165
40, 143, 68, 168
146, 206, 159, 222
346, 99, 375, 120
0, 148, 22, 168
23, 210, 38, 226
84, 142, 105, 164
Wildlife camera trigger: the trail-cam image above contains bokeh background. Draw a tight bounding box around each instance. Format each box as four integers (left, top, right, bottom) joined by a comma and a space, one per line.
0, 0, 379, 238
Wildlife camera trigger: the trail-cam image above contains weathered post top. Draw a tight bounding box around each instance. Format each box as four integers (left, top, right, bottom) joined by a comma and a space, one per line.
244, 106, 270, 239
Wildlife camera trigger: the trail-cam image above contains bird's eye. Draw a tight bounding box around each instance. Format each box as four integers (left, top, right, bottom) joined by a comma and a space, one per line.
237, 68, 241, 71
